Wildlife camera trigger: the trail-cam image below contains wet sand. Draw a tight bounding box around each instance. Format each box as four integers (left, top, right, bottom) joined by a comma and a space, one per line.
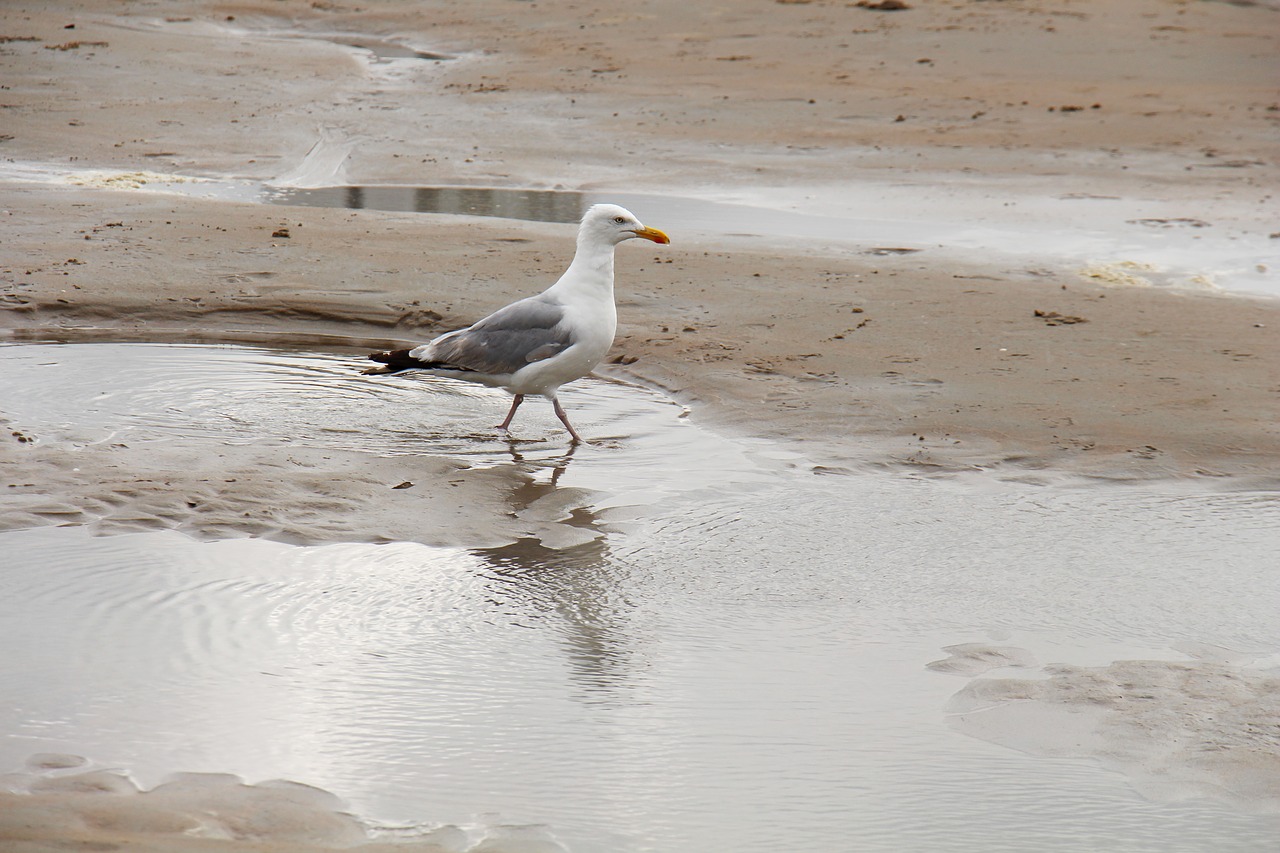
2, 0, 1280, 849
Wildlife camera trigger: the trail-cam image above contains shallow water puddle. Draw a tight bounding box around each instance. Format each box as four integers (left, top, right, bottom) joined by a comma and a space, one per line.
270, 184, 591, 226
0, 341, 694, 463
2, 342, 1280, 851
0, 341, 773, 544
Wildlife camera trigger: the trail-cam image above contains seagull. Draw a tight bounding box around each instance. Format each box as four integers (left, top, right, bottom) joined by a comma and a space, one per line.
364, 203, 670, 443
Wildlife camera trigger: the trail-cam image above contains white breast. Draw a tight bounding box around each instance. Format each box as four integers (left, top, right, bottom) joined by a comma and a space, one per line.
509, 296, 617, 396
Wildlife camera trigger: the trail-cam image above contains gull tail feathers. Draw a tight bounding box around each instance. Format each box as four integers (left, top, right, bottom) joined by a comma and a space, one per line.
364, 348, 431, 375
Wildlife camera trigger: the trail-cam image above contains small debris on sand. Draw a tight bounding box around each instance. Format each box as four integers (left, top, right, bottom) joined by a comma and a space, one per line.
1034, 309, 1088, 325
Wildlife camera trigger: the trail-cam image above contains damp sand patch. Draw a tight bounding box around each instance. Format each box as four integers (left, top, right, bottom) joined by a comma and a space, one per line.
0, 755, 560, 852
941, 652, 1280, 814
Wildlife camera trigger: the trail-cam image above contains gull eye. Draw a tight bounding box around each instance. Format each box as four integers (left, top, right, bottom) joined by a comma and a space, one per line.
614, 216, 627, 224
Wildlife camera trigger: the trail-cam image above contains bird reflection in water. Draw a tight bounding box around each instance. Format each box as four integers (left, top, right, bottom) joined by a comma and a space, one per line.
472, 441, 639, 701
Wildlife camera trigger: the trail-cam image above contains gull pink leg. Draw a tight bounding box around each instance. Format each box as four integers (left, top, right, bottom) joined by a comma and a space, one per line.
497, 394, 524, 431
552, 397, 583, 444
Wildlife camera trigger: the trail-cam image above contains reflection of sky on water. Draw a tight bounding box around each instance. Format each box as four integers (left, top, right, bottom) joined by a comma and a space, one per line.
4, 470, 1279, 853
2, 341, 1279, 851
276, 185, 589, 224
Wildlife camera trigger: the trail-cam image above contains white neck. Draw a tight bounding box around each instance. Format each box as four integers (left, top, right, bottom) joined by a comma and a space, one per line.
549, 236, 616, 298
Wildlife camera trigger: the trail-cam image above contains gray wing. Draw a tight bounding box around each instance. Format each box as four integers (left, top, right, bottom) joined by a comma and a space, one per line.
415, 294, 573, 375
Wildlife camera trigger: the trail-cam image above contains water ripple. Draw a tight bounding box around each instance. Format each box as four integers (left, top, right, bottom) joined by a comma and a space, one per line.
0, 340, 775, 495
4, 344, 1280, 852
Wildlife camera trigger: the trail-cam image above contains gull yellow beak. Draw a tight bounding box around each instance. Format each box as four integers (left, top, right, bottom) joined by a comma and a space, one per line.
632, 225, 670, 245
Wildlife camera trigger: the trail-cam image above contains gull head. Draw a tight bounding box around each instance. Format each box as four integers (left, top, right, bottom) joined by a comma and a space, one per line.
580, 203, 670, 246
